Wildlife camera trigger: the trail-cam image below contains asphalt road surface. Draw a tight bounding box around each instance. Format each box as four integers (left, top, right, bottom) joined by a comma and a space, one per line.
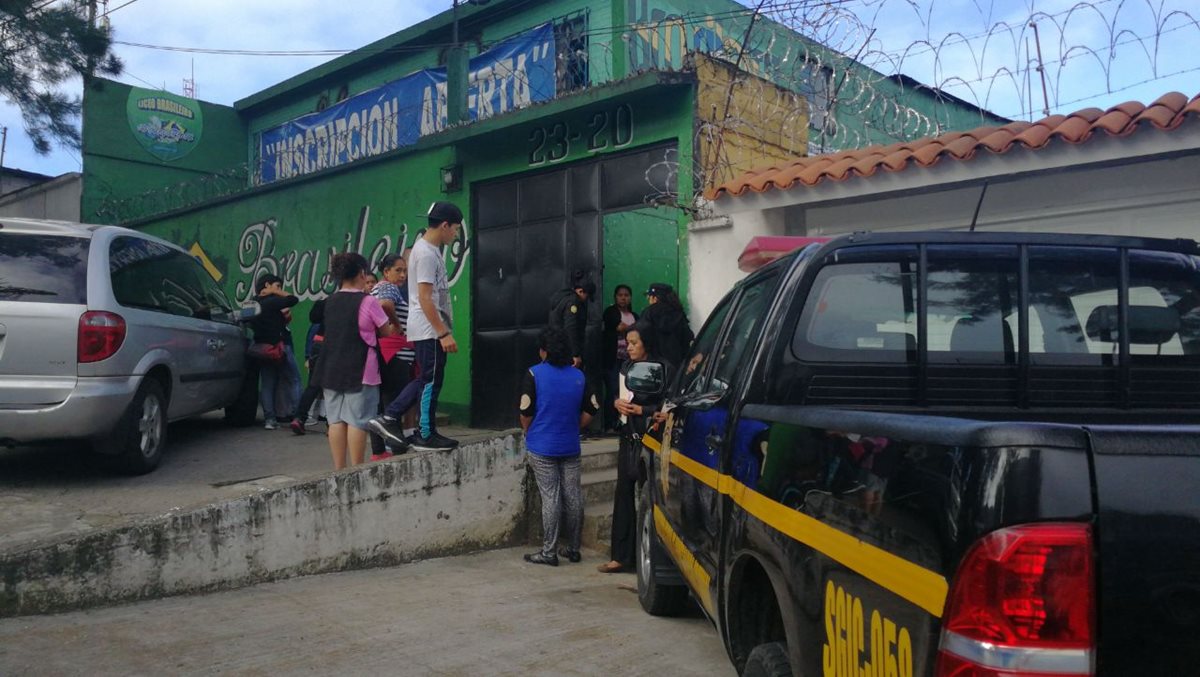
0, 547, 735, 676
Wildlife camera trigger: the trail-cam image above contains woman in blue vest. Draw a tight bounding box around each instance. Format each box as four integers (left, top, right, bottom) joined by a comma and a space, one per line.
519, 327, 600, 566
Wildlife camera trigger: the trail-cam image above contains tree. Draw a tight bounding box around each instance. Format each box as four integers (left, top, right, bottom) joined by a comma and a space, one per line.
0, 0, 122, 154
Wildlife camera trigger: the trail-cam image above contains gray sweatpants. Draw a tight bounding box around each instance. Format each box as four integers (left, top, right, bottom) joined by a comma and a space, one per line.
528, 451, 583, 557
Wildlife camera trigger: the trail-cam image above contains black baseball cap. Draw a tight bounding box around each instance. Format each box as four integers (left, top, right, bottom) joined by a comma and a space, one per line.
427, 201, 463, 225
645, 283, 674, 297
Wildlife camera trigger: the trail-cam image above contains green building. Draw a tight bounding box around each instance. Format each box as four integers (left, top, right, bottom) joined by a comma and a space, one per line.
80, 0, 1004, 428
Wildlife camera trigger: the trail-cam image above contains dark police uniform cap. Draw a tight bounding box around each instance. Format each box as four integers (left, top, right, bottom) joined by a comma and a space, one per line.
645, 283, 674, 297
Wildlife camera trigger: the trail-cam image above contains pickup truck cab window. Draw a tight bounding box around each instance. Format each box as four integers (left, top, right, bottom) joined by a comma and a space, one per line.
677, 296, 733, 398
710, 273, 779, 396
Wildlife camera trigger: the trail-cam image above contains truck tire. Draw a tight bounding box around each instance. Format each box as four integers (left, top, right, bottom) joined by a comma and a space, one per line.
108, 378, 168, 475
636, 479, 690, 616
224, 365, 259, 427
743, 642, 791, 677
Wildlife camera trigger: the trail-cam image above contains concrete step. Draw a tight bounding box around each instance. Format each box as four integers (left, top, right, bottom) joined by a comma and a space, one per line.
581, 500, 614, 553
581, 470, 618, 506
580, 445, 618, 473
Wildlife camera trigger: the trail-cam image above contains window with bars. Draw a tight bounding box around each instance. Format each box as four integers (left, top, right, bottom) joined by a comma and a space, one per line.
555, 13, 589, 95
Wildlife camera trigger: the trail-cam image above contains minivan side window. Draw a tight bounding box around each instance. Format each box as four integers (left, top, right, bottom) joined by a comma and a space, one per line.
109, 237, 208, 318
195, 265, 235, 321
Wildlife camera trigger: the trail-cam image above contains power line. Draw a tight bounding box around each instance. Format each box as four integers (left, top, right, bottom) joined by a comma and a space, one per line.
110, 0, 842, 58
100, 0, 140, 17
122, 69, 167, 91
1000, 64, 1200, 118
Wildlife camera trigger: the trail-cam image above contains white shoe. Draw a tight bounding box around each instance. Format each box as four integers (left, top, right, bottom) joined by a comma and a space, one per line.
264, 421, 278, 430
305, 416, 319, 426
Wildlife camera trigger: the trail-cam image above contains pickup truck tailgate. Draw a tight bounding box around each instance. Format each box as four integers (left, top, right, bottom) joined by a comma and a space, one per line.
1086, 426, 1200, 674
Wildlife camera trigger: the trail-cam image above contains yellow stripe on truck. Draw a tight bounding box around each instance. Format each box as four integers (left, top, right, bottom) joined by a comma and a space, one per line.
644, 437, 949, 618
653, 504, 715, 616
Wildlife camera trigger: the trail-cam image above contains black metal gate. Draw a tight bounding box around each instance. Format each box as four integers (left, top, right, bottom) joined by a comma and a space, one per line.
471, 144, 676, 428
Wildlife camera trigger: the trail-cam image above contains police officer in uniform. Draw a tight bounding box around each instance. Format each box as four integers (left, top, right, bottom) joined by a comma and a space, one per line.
548, 272, 596, 368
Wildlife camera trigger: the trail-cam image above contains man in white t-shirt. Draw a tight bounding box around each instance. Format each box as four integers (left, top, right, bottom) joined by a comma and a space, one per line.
368, 201, 462, 452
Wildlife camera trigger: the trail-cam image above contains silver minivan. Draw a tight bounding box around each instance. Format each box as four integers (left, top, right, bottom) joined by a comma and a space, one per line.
0, 218, 258, 473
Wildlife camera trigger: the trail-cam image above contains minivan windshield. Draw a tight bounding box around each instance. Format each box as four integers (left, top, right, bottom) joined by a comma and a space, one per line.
0, 232, 88, 304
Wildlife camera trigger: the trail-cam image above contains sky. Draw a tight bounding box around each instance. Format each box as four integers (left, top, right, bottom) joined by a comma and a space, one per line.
1, 0, 1198, 177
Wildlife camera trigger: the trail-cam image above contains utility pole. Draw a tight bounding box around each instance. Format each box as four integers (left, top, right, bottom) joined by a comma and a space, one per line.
1030, 21, 1051, 118
1, 126, 7, 196
448, 0, 491, 124
85, 0, 97, 80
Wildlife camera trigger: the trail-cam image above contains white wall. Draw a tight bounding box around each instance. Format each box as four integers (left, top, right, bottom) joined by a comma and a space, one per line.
687, 208, 787, 326
0, 174, 81, 221
804, 154, 1200, 238
689, 151, 1200, 323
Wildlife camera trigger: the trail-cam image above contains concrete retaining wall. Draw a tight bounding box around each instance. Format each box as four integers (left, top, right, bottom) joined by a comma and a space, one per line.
0, 433, 530, 617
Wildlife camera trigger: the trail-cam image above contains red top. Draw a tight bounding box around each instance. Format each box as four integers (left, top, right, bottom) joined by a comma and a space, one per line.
738, 236, 830, 273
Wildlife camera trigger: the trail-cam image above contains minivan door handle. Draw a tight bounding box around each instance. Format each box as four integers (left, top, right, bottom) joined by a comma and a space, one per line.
705, 434, 723, 451
206, 339, 221, 351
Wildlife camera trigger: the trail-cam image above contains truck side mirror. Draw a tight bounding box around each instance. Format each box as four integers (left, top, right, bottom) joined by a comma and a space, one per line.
626, 361, 665, 395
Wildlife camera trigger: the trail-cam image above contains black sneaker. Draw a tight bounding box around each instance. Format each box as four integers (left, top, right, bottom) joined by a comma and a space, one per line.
367, 416, 408, 448
411, 432, 458, 452
523, 551, 559, 567
557, 547, 581, 563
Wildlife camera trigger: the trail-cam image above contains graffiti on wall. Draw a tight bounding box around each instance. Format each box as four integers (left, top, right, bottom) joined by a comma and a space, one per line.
229, 205, 472, 303
626, 1, 787, 80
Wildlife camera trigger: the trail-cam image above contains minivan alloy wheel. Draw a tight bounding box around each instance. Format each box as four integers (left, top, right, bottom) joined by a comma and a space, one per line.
137, 393, 164, 458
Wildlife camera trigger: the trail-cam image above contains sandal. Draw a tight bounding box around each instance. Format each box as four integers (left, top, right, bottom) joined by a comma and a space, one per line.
596, 560, 626, 574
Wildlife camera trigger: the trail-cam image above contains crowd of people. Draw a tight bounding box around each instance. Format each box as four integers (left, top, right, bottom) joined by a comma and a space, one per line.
246, 201, 464, 469
246, 198, 694, 570
523, 276, 691, 568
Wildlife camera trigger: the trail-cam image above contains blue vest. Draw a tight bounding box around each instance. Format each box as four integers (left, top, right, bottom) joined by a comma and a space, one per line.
525, 362, 584, 457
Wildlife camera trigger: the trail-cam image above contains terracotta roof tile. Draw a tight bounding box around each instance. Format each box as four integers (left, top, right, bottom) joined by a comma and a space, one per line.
709, 92, 1200, 201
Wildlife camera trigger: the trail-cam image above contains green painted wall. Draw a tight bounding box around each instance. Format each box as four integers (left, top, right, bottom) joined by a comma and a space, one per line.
603, 207, 680, 305
623, 0, 1007, 150
128, 146, 475, 423
81, 79, 247, 224
481, 0, 616, 84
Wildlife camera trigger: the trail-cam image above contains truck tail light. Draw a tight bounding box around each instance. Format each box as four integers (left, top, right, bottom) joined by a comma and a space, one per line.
935, 523, 1095, 677
79, 311, 126, 363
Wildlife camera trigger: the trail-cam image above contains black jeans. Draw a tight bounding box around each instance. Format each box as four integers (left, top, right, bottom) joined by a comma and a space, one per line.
292, 352, 322, 421
370, 355, 412, 454
383, 339, 446, 437
609, 432, 639, 567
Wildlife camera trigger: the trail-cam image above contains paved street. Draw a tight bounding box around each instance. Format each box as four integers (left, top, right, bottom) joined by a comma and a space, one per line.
0, 413, 500, 554
0, 547, 733, 676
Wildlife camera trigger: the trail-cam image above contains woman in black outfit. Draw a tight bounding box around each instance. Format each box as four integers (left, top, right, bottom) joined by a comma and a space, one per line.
601, 284, 638, 433
639, 282, 693, 368
599, 321, 671, 574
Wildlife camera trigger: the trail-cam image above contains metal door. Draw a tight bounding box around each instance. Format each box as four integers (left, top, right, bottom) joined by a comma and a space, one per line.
472, 144, 677, 428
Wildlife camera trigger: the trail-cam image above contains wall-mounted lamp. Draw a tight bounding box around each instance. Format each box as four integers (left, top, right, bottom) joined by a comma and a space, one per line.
441, 164, 463, 193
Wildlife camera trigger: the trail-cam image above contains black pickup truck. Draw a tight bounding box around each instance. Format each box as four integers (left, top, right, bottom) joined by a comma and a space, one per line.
629, 232, 1200, 677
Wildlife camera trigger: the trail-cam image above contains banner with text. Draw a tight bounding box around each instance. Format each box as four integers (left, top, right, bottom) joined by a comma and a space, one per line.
258, 23, 555, 184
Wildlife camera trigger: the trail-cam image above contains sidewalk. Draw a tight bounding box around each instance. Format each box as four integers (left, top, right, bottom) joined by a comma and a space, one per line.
0, 547, 734, 676
0, 413, 502, 554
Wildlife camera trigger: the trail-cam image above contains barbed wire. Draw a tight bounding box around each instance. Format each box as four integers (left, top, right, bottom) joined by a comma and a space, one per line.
99, 1, 1200, 223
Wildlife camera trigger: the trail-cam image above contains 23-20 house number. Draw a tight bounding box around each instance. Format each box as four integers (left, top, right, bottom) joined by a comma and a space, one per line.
528, 103, 633, 165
